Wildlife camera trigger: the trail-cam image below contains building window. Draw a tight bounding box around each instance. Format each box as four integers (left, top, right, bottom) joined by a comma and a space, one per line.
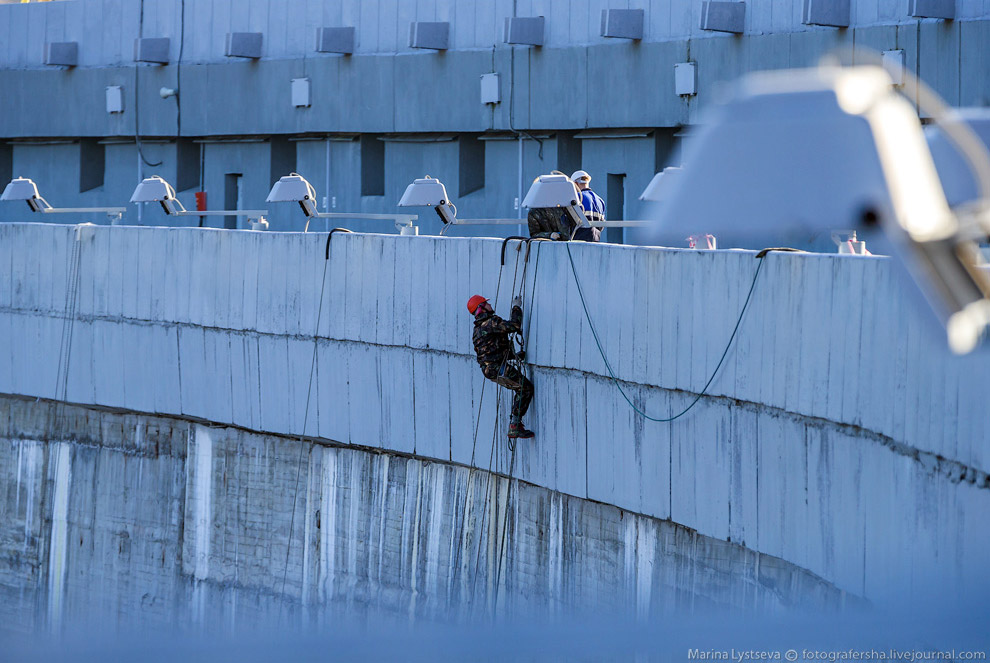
224, 173, 242, 229
360, 135, 384, 197
458, 135, 485, 197
79, 139, 104, 193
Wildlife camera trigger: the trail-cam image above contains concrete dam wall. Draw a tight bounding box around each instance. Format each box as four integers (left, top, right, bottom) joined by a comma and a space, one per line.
0, 398, 843, 634
0, 223, 988, 628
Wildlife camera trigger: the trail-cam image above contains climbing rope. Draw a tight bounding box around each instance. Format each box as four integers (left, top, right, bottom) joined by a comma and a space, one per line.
490, 436, 517, 617
278, 230, 346, 621
564, 241, 767, 422
465, 236, 539, 619
47, 226, 84, 445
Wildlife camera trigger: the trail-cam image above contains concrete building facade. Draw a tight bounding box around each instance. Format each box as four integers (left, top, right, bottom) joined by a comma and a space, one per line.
1, 0, 988, 238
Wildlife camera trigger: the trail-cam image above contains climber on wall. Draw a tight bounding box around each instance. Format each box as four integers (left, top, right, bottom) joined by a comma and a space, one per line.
466, 294, 535, 439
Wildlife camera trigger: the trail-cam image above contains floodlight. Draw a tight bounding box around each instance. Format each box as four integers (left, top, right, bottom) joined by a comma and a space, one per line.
1, 177, 49, 212
639, 167, 682, 202
522, 174, 589, 233
130, 175, 184, 215
647, 63, 990, 353
267, 173, 319, 217
399, 175, 548, 236
398, 177, 450, 207
266, 172, 419, 234
397, 174, 650, 238
521, 174, 580, 209
2, 176, 125, 221
398, 176, 457, 227
131, 175, 267, 226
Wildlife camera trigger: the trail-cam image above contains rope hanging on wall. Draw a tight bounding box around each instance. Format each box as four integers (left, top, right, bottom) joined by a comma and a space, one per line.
46, 225, 86, 445
564, 242, 770, 423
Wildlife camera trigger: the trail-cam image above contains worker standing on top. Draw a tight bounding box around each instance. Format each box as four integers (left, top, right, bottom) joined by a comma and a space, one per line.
467, 294, 535, 439
571, 170, 606, 242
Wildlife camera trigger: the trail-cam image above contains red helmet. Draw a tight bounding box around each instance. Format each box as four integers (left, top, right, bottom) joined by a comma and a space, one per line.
467, 295, 488, 315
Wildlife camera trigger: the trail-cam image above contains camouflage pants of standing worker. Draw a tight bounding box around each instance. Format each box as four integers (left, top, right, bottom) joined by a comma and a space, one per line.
482, 362, 534, 424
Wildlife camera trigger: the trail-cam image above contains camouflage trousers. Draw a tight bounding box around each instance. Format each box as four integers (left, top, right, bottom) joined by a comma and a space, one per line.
481, 362, 534, 424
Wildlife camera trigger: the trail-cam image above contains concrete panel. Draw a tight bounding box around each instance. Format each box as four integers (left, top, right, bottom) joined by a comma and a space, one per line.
959, 20, 990, 106
527, 48, 587, 130
585, 41, 687, 128
392, 50, 493, 132
919, 19, 961, 106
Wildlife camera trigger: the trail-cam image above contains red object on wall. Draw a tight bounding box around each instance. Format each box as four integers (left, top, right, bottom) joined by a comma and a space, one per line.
195, 191, 207, 211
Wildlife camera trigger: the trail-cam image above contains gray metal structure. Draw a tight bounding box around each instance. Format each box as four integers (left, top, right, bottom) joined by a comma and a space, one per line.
504, 16, 545, 46
0, 0, 982, 239
134, 37, 171, 64
315, 26, 356, 54
700, 2, 747, 33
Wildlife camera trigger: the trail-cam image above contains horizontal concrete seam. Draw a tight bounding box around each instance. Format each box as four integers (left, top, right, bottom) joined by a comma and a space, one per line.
1, 306, 985, 486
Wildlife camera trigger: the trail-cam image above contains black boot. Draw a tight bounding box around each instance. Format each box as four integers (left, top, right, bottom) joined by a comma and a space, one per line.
508, 422, 535, 439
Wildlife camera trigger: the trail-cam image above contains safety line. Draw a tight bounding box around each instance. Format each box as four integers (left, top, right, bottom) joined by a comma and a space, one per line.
564, 242, 766, 423
278, 235, 334, 619
48, 228, 83, 445
490, 440, 517, 617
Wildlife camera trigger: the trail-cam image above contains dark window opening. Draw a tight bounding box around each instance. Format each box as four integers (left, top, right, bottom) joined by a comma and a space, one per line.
360, 135, 384, 197
175, 139, 200, 192
79, 139, 105, 193
557, 131, 582, 177
224, 173, 242, 230
458, 134, 485, 197
269, 136, 297, 188
655, 127, 678, 172
606, 173, 625, 245
0, 143, 11, 192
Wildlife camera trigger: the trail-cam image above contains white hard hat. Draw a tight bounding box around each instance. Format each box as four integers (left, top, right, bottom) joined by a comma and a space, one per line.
570, 170, 591, 182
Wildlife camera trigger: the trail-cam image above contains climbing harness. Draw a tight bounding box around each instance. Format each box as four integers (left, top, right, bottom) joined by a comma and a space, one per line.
494, 354, 522, 390
564, 241, 769, 423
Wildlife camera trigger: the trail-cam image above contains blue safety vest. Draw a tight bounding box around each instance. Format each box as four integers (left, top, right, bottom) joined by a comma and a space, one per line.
573, 189, 605, 242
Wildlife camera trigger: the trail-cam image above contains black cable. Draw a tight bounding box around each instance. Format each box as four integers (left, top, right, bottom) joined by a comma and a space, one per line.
566, 243, 768, 422
176, 0, 184, 137
278, 231, 335, 623
325, 227, 352, 259
135, 0, 162, 168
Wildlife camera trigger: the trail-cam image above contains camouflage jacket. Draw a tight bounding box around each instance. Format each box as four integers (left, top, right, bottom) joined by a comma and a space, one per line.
472, 306, 523, 371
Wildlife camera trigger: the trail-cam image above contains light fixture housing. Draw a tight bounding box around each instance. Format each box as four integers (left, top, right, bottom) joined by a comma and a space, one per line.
521, 174, 580, 209
648, 64, 990, 354
398, 176, 456, 226
1, 177, 50, 212
267, 172, 418, 234
2, 176, 125, 221
130, 175, 185, 214
131, 175, 266, 224
267, 173, 319, 217
398, 177, 450, 207
522, 174, 589, 232
639, 167, 683, 202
